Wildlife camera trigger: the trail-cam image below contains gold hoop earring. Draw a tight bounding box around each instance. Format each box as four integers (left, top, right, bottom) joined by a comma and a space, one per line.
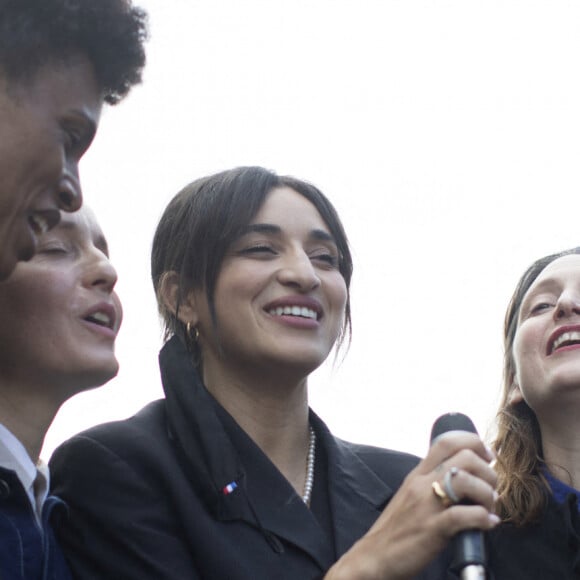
186, 322, 199, 342
185, 322, 199, 342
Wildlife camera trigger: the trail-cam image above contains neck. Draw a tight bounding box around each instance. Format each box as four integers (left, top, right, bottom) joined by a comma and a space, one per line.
539, 410, 580, 489
0, 383, 60, 462
201, 358, 312, 497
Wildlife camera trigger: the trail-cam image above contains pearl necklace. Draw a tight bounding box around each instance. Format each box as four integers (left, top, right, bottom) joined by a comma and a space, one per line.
301, 426, 316, 507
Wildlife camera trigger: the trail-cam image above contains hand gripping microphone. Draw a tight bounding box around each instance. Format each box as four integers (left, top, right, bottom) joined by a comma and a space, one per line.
430, 413, 487, 580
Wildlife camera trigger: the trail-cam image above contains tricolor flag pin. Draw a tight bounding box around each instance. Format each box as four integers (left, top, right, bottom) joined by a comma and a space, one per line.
222, 481, 238, 495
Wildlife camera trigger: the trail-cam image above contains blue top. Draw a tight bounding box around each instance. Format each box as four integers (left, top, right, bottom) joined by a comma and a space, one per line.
0, 467, 72, 580
544, 468, 580, 508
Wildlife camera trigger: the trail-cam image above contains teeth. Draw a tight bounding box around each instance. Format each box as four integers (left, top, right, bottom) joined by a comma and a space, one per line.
29, 214, 49, 234
90, 312, 112, 327
269, 306, 317, 320
552, 331, 580, 352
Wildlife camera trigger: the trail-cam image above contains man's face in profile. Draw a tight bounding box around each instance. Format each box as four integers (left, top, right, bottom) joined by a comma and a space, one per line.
0, 55, 102, 281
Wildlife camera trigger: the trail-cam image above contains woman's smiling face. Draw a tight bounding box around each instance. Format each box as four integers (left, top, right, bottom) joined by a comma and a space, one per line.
512, 254, 580, 412
0, 206, 122, 401
189, 186, 348, 377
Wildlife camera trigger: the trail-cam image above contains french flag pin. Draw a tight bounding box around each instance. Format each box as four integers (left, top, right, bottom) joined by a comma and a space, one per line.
222, 481, 238, 495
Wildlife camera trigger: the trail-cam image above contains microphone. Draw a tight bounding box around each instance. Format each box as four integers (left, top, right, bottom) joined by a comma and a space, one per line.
430, 413, 487, 580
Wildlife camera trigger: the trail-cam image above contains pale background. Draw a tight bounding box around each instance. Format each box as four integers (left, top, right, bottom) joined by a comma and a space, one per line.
43, 1, 580, 460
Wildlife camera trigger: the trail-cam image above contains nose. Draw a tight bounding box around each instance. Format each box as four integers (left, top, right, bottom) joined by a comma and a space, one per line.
56, 167, 83, 212
554, 290, 580, 320
276, 251, 321, 291
84, 249, 118, 294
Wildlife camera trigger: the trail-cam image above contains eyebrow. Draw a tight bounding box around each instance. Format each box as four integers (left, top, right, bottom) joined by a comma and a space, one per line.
526, 278, 559, 297
241, 223, 337, 244
54, 221, 78, 233
52, 221, 110, 256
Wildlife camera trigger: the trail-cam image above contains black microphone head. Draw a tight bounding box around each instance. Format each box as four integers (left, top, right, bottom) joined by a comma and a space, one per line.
430, 412, 478, 444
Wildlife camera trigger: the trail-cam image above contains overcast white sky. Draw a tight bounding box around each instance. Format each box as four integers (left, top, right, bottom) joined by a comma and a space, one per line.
43, 1, 580, 459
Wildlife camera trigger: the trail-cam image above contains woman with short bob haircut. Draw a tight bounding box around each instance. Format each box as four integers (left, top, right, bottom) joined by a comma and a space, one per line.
152, 168, 353, 357
52, 166, 498, 579
489, 247, 580, 578
0, 206, 122, 579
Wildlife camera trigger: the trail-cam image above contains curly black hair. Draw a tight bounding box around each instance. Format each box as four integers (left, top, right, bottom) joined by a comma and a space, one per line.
0, 0, 148, 104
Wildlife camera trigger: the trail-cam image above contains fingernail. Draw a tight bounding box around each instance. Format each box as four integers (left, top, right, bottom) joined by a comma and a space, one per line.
489, 514, 500, 526
493, 491, 499, 503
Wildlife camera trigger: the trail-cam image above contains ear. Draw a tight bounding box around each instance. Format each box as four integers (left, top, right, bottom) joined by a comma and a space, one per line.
508, 381, 524, 405
158, 271, 199, 326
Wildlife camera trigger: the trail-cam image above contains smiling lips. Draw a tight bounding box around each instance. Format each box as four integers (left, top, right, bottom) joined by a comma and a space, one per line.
83, 304, 117, 334
268, 305, 318, 320
86, 311, 114, 328
548, 327, 580, 355
265, 296, 323, 322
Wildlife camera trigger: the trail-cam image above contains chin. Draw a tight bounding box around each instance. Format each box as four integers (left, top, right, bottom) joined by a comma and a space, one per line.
65, 358, 120, 394
270, 351, 329, 376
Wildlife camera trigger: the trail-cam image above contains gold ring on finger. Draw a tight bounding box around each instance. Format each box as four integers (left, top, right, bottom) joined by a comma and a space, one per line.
431, 480, 452, 508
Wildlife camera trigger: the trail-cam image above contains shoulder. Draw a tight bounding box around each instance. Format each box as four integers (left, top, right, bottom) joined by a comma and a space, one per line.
50, 399, 171, 483
334, 437, 420, 487
310, 412, 420, 490
59, 398, 165, 446
487, 497, 580, 579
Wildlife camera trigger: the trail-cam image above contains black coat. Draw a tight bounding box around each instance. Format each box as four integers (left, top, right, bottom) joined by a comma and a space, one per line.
487, 494, 580, 579
50, 336, 445, 579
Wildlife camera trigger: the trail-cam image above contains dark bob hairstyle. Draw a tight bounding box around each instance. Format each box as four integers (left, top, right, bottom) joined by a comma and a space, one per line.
151, 166, 353, 360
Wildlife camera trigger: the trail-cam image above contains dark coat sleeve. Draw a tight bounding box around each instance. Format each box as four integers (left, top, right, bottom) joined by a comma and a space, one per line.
50, 433, 201, 580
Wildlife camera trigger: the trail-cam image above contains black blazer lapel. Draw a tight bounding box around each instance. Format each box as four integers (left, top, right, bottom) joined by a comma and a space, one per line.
315, 420, 397, 557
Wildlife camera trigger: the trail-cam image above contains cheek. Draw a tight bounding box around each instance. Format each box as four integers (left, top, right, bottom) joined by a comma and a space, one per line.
512, 323, 544, 389
0, 273, 71, 323
327, 275, 348, 312
513, 321, 542, 358
213, 269, 261, 311
511, 331, 528, 379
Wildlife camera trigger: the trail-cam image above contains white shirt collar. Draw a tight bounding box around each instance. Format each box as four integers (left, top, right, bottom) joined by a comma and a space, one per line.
0, 423, 49, 521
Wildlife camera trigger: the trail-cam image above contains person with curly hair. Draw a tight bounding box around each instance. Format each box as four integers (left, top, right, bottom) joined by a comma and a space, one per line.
489, 247, 580, 579
0, 0, 148, 281
0, 1, 147, 578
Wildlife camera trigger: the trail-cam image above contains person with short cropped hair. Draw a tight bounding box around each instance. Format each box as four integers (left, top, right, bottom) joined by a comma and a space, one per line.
0, 0, 147, 281
0, 206, 123, 579
0, 1, 147, 577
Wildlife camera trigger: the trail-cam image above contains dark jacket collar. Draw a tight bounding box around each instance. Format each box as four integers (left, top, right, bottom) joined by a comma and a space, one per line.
320, 425, 395, 556
159, 336, 394, 566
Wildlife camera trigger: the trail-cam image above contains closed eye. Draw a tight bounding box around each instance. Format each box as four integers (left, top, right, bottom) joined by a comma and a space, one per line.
37, 244, 69, 256
62, 118, 95, 157
530, 302, 554, 314
239, 245, 277, 257
312, 253, 339, 268
62, 126, 82, 153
